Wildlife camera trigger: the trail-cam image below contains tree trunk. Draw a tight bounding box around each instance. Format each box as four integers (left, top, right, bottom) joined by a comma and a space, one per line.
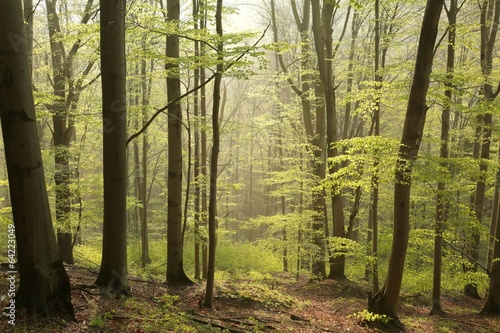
45, 0, 95, 265
483, 182, 500, 313
0, 0, 74, 318
466, 0, 500, 297
310, 0, 348, 280
200, 0, 209, 279
204, 0, 223, 308
95, 0, 128, 293
45, 0, 74, 264
193, 0, 201, 281
431, 0, 456, 315
166, 0, 192, 285
368, 0, 444, 323
140, 59, 151, 268
273, 0, 329, 279
369, 0, 382, 296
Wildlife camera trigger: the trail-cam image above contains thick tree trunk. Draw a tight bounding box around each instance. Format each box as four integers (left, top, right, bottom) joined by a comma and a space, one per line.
369, 0, 444, 323
0, 0, 74, 318
95, 0, 128, 293
483, 187, 500, 313
166, 0, 192, 285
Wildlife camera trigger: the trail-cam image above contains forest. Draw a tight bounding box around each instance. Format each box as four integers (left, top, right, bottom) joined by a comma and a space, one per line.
1, 0, 500, 332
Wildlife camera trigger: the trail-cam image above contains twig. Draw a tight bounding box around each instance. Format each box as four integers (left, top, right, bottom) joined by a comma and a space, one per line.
443, 239, 488, 272
126, 24, 270, 145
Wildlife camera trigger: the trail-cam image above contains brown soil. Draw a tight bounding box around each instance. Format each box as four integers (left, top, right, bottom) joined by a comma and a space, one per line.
0, 265, 498, 332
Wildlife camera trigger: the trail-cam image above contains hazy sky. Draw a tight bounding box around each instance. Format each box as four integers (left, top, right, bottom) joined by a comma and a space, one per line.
224, 0, 267, 32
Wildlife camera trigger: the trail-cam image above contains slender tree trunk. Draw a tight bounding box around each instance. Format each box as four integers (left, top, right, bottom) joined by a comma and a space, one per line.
489, 145, 500, 268
200, 0, 209, 279
431, 0, 456, 315
274, 0, 328, 279
204, 0, 223, 308
95, 0, 128, 293
45, 0, 74, 264
45, 0, 95, 264
193, 0, 201, 281
467, 0, 500, 297
0, 0, 74, 318
139, 59, 151, 268
166, 0, 192, 285
369, 0, 382, 296
310, 0, 348, 280
368, 0, 444, 324
282, 195, 288, 272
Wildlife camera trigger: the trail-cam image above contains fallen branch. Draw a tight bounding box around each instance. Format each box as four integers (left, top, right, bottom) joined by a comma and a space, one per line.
190, 316, 248, 333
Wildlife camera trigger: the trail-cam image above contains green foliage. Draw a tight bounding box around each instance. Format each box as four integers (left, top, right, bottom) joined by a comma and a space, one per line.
89, 312, 113, 328
348, 309, 391, 325
73, 241, 102, 268
211, 240, 282, 274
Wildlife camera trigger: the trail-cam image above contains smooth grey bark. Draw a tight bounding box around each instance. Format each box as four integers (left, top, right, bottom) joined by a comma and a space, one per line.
0, 0, 74, 318
95, 0, 128, 293
166, 0, 192, 285
483, 179, 500, 313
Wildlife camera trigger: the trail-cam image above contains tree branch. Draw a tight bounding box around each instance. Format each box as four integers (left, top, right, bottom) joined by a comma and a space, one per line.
126, 24, 269, 145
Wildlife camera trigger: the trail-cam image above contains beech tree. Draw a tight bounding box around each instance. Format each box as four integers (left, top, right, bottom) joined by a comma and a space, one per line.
95, 0, 128, 293
204, 0, 224, 308
0, 0, 74, 318
165, 0, 193, 285
431, 0, 457, 315
44, 0, 97, 264
483, 181, 500, 313
310, 0, 349, 280
368, 0, 444, 325
465, 0, 500, 298
271, 0, 330, 279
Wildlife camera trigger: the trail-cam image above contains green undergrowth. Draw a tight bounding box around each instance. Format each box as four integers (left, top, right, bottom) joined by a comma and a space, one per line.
73, 236, 490, 304
217, 279, 299, 308
86, 295, 223, 333
123, 295, 221, 333
74, 238, 284, 281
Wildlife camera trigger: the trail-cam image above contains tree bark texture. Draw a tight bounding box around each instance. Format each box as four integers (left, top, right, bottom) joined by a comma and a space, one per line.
95, 0, 128, 293
166, 0, 192, 285
0, 0, 74, 318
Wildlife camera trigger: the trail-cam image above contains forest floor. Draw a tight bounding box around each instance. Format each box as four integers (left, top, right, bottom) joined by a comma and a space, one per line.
0, 264, 499, 332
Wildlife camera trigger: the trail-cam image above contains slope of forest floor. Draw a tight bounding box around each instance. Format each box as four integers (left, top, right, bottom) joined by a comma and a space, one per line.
0, 264, 499, 332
